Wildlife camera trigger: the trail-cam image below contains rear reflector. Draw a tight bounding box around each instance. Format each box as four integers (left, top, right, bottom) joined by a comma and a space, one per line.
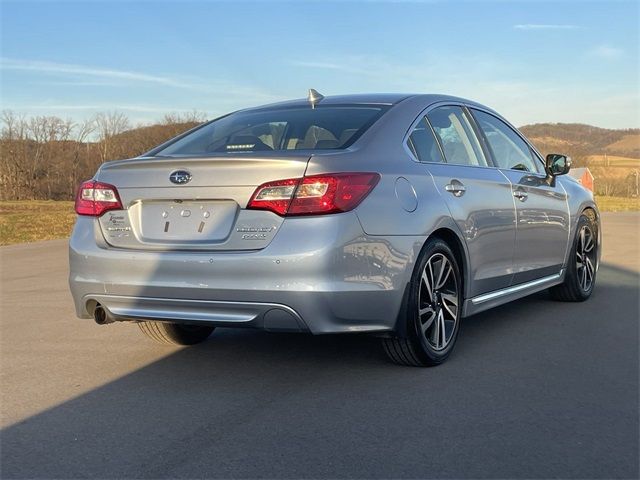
247, 172, 380, 216
74, 180, 123, 216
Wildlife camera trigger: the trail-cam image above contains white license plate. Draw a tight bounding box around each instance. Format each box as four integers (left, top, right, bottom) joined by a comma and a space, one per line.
139, 200, 238, 243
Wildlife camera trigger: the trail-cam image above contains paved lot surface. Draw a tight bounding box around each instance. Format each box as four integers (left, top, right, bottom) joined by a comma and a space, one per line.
1, 213, 638, 479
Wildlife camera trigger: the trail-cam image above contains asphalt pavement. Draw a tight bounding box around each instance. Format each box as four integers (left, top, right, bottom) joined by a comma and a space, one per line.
1, 213, 638, 479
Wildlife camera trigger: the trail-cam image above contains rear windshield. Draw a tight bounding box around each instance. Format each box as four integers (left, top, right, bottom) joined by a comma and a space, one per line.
154, 105, 389, 156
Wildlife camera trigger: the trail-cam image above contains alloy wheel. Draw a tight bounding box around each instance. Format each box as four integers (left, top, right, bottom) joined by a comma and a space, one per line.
576, 225, 596, 292
418, 253, 459, 351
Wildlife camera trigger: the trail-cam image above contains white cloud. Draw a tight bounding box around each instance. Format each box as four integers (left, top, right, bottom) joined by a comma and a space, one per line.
0, 57, 197, 89
589, 45, 624, 59
3, 104, 199, 113
513, 24, 580, 30
0, 57, 279, 103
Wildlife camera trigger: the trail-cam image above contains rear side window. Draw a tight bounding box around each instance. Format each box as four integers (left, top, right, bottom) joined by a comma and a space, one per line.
427, 106, 488, 167
155, 106, 389, 156
407, 117, 444, 163
471, 109, 542, 173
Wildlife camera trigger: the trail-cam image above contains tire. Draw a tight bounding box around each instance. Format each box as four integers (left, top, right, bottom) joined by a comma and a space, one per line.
138, 321, 214, 346
549, 213, 598, 302
382, 238, 463, 367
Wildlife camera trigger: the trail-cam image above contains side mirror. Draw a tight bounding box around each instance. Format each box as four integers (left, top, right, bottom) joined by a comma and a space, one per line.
545, 154, 571, 185
546, 154, 571, 176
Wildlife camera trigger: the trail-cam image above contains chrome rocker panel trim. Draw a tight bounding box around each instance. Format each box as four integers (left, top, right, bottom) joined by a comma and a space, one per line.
463, 270, 564, 317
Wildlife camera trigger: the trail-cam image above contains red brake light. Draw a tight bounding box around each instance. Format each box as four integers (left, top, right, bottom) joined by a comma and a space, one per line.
247, 173, 380, 217
74, 180, 123, 216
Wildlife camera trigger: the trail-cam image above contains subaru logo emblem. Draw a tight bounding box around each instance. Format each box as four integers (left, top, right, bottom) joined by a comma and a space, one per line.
169, 170, 192, 185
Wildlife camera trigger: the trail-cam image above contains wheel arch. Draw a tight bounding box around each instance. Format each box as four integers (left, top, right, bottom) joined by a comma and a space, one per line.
581, 205, 598, 223
392, 225, 470, 338
579, 204, 601, 271
429, 227, 470, 301
580, 205, 600, 241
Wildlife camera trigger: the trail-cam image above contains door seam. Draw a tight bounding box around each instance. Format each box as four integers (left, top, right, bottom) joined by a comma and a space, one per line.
497, 169, 518, 286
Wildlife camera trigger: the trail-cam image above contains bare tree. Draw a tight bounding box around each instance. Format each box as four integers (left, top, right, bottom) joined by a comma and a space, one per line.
68, 117, 97, 196
95, 111, 130, 163
162, 111, 206, 125
0, 111, 28, 199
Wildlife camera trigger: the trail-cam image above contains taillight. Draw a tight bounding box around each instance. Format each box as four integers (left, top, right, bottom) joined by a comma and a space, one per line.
247, 172, 380, 216
245, 178, 299, 216
74, 180, 123, 216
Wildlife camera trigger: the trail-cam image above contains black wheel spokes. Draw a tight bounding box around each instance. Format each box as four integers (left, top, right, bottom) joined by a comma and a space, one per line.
419, 253, 459, 351
576, 226, 595, 292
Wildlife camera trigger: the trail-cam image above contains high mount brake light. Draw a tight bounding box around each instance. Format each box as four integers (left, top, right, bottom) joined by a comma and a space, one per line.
247, 173, 380, 216
74, 180, 123, 216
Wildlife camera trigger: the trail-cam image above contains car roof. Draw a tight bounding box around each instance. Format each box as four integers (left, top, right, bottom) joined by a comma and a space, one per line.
251, 93, 413, 110
246, 93, 487, 112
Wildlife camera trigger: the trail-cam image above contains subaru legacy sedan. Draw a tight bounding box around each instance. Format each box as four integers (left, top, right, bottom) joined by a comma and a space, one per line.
69, 92, 600, 366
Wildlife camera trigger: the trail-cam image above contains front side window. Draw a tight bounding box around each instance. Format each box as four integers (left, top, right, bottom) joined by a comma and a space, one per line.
154, 106, 389, 156
472, 109, 541, 173
426, 106, 488, 167
407, 117, 444, 163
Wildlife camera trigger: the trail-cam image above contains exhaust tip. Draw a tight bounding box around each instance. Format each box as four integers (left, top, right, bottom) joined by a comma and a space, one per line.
93, 305, 113, 325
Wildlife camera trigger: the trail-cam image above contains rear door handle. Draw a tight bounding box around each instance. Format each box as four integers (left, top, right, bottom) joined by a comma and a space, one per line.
513, 190, 528, 201
444, 180, 466, 197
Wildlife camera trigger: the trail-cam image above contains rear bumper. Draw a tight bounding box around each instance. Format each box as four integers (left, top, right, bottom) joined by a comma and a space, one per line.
84, 294, 310, 332
69, 213, 422, 334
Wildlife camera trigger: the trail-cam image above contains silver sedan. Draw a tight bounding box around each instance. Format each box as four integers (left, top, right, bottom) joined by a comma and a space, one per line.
69, 91, 600, 366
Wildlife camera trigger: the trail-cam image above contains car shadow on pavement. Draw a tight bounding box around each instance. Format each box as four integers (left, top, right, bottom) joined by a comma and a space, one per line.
1, 263, 638, 479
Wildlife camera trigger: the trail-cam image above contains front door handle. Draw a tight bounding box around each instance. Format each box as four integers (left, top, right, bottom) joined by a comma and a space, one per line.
444, 180, 466, 197
513, 189, 528, 202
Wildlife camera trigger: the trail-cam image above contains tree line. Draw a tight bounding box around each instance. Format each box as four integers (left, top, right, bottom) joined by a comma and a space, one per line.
0, 111, 202, 200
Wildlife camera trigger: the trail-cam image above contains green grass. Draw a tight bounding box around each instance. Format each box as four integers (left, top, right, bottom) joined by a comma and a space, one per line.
0, 197, 638, 246
0, 201, 76, 246
595, 195, 640, 212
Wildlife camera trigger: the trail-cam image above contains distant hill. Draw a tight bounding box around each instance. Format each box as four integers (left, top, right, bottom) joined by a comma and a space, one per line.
517, 123, 639, 197
113, 121, 640, 161
519, 123, 640, 159
2, 112, 639, 201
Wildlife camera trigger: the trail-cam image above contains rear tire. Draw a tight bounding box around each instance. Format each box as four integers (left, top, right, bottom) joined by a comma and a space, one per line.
382, 238, 462, 367
549, 214, 598, 302
138, 321, 214, 345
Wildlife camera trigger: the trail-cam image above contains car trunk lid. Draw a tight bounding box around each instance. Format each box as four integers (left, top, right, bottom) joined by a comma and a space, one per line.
95, 153, 310, 251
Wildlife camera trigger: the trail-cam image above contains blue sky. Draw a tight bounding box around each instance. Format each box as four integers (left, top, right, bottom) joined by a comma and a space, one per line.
1, 0, 638, 128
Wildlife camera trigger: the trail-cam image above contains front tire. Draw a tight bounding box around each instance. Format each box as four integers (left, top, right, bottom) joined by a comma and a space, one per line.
138, 321, 214, 345
549, 213, 598, 302
382, 238, 462, 367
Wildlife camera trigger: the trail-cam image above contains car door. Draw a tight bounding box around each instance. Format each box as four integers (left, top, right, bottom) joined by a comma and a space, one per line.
469, 108, 570, 284
408, 105, 517, 297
